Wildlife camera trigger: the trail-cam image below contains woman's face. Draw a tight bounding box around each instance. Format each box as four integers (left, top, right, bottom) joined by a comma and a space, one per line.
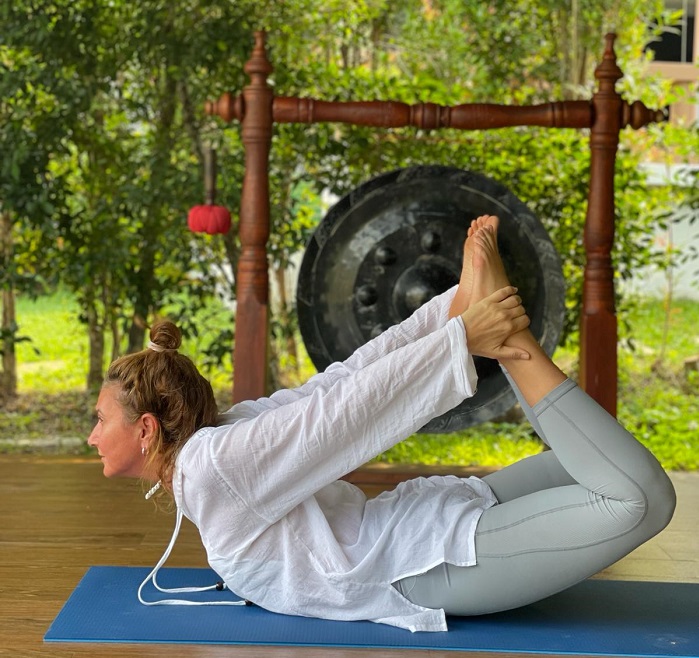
88, 385, 146, 479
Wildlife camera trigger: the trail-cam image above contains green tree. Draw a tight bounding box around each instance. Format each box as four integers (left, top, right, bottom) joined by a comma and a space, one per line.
0, 10, 94, 396
3, 0, 275, 390
1, 0, 692, 400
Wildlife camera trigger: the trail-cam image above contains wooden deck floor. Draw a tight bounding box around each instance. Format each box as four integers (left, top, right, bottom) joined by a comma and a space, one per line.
0, 455, 696, 658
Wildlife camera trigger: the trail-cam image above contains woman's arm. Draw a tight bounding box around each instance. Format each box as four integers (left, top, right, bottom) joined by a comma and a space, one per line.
219, 285, 457, 421
210, 285, 528, 525
211, 316, 476, 523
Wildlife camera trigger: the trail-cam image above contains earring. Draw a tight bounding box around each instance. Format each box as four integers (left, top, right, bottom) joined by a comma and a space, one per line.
141, 446, 146, 456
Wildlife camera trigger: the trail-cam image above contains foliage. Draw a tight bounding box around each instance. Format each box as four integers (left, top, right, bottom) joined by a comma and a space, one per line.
615, 298, 699, 471
263, 0, 689, 344
376, 422, 543, 468
1, 0, 284, 387
0, 0, 696, 394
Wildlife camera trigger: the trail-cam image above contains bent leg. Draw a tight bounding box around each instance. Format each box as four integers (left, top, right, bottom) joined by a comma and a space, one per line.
395, 381, 676, 615
500, 364, 548, 443
482, 449, 575, 503
395, 219, 675, 615
482, 366, 576, 504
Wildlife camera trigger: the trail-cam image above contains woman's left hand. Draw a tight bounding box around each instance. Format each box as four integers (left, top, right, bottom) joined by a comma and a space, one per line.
461, 286, 531, 360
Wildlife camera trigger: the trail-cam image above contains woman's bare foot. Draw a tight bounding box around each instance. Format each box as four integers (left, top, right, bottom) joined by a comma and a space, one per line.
470, 216, 511, 303
448, 216, 497, 318
468, 217, 567, 405
448, 219, 477, 318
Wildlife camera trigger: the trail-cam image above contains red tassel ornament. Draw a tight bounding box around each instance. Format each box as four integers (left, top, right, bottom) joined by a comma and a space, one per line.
187, 148, 231, 235
187, 204, 231, 234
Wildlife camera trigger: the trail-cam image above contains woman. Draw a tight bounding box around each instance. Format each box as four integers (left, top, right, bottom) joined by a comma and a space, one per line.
89, 216, 675, 633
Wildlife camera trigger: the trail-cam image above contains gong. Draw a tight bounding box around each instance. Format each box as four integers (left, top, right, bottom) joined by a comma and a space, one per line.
297, 165, 565, 432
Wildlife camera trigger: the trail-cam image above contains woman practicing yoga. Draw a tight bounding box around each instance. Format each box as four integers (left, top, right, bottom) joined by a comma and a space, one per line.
89, 216, 676, 632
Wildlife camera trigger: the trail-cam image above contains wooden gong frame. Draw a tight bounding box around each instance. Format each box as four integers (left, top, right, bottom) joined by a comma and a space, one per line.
206, 31, 664, 417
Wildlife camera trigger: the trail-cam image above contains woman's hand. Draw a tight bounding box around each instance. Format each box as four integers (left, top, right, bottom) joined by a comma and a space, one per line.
460, 286, 531, 360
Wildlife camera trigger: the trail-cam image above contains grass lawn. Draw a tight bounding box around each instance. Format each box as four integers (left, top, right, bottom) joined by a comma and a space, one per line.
2, 290, 698, 470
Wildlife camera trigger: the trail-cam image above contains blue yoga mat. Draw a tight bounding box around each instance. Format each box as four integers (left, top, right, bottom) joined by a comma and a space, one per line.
45, 566, 699, 656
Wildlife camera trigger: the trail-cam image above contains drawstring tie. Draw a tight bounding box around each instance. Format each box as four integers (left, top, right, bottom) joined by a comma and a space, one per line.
137, 508, 250, 607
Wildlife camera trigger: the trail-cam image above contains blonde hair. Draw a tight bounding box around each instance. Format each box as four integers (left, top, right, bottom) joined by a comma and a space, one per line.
104, 320, 219, 488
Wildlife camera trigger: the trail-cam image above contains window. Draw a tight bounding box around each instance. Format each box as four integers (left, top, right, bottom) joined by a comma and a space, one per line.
648, 0, 697, 63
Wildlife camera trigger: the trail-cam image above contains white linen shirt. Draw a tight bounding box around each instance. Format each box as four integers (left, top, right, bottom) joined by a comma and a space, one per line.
170, 287, 498, 632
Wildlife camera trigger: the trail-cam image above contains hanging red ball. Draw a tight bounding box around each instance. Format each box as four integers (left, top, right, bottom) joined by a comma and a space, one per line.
187, 205, 231, 235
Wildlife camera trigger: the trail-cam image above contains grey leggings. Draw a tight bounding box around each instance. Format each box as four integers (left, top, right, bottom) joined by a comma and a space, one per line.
394, 377, 676, 615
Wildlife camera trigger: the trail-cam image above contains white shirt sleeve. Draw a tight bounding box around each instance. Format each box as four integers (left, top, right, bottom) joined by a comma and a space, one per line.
208, 314, 477, 524
219, 285, 457, 420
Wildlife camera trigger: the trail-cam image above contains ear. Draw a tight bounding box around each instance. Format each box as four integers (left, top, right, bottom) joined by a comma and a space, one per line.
139, 412, 160, 451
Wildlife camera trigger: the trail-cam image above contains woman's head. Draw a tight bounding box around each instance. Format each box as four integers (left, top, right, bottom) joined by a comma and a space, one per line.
88, 320, 219, 486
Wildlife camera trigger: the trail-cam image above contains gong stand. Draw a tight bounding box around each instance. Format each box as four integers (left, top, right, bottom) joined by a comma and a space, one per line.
206, 31, 664, 417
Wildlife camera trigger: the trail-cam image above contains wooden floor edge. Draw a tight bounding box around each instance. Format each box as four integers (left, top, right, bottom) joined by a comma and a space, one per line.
0, 454, 498, 486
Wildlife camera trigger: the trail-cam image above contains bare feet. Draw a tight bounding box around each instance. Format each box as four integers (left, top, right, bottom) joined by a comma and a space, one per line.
458, 217, 532, 361
465, 216, 567, 406
448, 215, 500, 318
470, 215, 511, 303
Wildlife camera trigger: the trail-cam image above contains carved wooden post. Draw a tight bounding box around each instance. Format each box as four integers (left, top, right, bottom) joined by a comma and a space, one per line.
233, 32, 273, 402
580, 34, 623, 416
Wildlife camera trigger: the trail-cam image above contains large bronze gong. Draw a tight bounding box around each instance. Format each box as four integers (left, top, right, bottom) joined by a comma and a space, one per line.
297, 165, 565, 432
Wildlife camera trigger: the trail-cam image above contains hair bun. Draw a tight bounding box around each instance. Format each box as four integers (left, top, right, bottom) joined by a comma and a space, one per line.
149, 320, 182, 352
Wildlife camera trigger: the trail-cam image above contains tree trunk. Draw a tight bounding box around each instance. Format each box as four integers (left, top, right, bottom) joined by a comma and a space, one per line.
126, 296, 150, 354
273, 266, 299, 377
0, 210, 17, 399
125, 231, 156, 353
126, 65, 178, 355
109, 312, 120, 362
85, 296, 105, 394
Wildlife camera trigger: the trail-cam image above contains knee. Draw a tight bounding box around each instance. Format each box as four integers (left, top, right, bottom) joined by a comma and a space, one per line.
643, 468, 676, 537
